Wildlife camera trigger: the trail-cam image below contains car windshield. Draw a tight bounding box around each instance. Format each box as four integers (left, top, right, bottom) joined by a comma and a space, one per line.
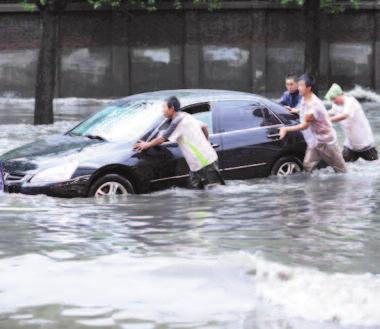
69, 100, 164, 142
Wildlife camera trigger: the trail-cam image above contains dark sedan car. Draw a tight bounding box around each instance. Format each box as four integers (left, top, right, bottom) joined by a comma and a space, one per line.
0, 90, 306, 198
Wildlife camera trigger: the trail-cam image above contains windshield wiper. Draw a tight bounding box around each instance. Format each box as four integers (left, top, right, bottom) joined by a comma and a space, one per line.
84, 134, 107, 141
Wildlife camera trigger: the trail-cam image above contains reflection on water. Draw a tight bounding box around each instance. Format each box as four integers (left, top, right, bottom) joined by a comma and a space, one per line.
0, 97, 380, 328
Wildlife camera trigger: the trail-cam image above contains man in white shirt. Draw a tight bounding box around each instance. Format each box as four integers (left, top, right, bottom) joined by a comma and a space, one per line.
325, 83, 378, 162
134, 96, 225, 189
279, 74, 347, 173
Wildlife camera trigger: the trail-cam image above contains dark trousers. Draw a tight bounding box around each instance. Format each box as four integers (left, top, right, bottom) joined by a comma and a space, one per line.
189, 162, 225, 189
343, 146, 378, 162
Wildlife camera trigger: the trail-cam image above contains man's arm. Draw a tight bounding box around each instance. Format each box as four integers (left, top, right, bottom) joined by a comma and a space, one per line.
200, 124, 209, 140
330, 113, 349, 123
134, 136, 166, 152
134, 114, 184, 152
279, 116, 312, 139
285, 106, 300, 114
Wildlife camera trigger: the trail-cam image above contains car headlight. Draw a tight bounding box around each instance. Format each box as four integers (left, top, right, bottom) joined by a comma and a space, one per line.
30, 162, 78, 184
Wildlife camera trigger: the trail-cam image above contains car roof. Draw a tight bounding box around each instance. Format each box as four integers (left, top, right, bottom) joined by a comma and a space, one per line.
111, 89, 288, 115
114, 89, 257, 106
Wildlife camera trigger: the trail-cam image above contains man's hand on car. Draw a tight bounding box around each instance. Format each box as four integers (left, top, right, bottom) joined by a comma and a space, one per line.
134, 137, 166, 152
285, 106, 299, 114
279, 127, 288, 140
134, 140, 149, 152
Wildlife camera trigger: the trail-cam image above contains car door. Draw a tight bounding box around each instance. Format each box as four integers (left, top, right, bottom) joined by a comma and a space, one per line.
212, 100, 285, 180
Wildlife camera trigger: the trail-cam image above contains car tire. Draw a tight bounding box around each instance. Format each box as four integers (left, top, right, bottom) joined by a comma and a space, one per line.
88, 174, 135, 197
271, 156, 303, 177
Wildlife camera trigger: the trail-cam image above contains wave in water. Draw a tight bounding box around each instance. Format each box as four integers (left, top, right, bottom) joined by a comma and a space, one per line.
346, 85, 380, 103
246, 252, 380, 327
0, 251, 380, 328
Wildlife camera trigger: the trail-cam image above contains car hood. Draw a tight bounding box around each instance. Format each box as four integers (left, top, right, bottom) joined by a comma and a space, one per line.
0, 135, 134, 174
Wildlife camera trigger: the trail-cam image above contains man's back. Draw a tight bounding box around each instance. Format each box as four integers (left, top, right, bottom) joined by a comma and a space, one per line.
166, 112, 217, 172
333, 95, 374, 150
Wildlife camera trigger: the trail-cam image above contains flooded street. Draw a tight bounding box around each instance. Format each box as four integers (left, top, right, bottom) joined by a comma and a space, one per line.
0, 92, 380, 329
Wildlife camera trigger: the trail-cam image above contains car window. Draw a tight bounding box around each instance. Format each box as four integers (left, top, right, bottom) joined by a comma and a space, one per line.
193, 112, 213, 132
217, 101, 281, 133
182, 103, 213, 133
254, 107, 282, 127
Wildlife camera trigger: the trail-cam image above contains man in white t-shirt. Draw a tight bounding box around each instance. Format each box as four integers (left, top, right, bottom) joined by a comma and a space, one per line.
279, 74, 347, 173
325, 83, 378, 162
134, 96, 225, 189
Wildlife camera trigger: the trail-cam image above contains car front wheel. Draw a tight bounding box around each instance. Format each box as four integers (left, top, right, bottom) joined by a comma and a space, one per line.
271, 156, 303, 177
88, 174, 135, 197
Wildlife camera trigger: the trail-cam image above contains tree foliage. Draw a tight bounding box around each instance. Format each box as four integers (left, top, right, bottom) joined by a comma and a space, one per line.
22, 0, 221, 12
280, 0, 361, 13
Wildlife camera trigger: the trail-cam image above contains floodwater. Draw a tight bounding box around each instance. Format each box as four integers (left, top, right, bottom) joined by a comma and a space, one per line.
0, 88, 380, 329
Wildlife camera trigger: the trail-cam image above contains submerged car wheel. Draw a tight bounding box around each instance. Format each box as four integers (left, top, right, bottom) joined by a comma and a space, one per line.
88, 174, 135, 197
271, 157, 303, 177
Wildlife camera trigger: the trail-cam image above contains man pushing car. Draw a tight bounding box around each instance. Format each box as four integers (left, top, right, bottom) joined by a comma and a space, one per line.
279, 74, 347, 174
134, 96, 225, 189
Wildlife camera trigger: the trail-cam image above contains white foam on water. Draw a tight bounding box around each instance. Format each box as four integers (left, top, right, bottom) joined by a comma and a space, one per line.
0, 252, 256, 325
77, 318, 116, 327
0, 251, 380, 327
62, 307, 113, 317
244, 252, 380, 327
9, 314, 33, 320
43, 250, 77, 260
346, 85, 380, 103
19, 318, 55, 325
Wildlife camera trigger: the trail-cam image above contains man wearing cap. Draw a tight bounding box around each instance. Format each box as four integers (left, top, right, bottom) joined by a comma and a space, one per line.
134, 96, 225, 189
325, 83, 378, 162
279, 74, 347, 174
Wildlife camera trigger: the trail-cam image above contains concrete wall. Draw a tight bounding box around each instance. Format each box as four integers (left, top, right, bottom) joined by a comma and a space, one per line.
0, 2, 379, 98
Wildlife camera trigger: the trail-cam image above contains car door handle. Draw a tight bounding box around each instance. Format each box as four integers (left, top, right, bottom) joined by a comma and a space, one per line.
211, 143, 220, 148
267, 133, 280, 138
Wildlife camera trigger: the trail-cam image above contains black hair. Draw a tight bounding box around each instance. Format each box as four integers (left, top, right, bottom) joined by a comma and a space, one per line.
298, 73, 316, 90
165, 96, 181, 112
286, 73, 298, 82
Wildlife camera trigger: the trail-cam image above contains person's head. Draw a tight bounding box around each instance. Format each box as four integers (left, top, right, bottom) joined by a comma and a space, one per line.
285, 74, 299, 93
298, 74, 316, 97
163, 96, 181, 119
325, 83, 344, 105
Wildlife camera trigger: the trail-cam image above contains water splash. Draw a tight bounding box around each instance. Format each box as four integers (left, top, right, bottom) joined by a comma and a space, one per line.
346, 85, 380, 103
